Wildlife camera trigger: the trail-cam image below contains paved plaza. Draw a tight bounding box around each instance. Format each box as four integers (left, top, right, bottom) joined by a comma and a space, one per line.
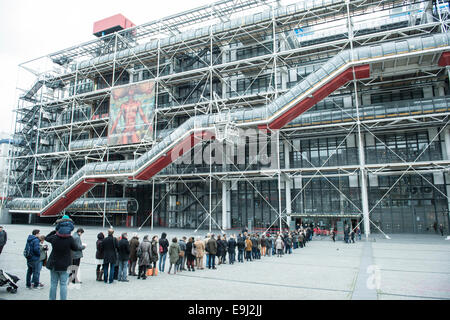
0, 224, 449, 300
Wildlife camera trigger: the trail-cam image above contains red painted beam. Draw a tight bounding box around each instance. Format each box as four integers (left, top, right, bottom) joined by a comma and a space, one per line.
268, 65, 370, 130
40, 178, 108, 216
133, 129, 215, 180
40, 63, 371, 215
438, 52, 450, 67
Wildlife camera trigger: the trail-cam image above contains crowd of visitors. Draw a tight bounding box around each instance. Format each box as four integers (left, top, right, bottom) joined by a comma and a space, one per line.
7, 217, 444, 300
17, 219, 343, 300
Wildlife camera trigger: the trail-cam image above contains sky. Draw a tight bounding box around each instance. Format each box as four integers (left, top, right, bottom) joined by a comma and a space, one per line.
0, 0, 220, 136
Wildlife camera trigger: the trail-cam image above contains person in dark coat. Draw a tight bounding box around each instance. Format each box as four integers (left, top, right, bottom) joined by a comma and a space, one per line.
45, 228, 79, 300
216, 235, 223, 264
55, 215, 74, 237
128, 233, 139, 276
149, 235, 158, 276
219, 235, 227, 264
0, 226, 7, 256
159, 232, 169, 272
118, 233, 130, 282
227, 235, 236, 264
266, 234, 273, 256
206, 234, 217, 269
100, 229, 119, 284
237, 234, 245, 263
113, 236, 121, 280
95, 233, 105, 281
185, 237, 196, 272
350, 229, 355, 243
25, 229, 42, 290
439, 224, 445, 236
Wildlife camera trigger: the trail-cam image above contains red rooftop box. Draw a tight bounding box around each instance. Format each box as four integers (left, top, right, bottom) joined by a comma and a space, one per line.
93, 14, 135, 37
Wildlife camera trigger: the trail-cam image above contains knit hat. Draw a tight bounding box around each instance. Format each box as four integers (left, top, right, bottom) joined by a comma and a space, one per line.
62, 215, 70, 220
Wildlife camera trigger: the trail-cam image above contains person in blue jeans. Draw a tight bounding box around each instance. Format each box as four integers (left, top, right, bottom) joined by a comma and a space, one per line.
25, 229, 42, 290
237, 234, 245, 263
204, 234, 211, 268
159, 232, 169, 272
45, 225, 80, 300
101, 229, 119, 284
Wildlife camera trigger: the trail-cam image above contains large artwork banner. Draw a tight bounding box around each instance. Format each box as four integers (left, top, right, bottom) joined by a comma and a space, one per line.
108, 81, 156, 146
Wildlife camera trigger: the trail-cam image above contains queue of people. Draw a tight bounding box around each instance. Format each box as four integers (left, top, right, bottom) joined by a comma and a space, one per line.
18, 218, 322, 300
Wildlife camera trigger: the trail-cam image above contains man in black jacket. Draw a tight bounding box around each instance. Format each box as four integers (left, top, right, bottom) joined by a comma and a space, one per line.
237, 234, 245, 263
206, 234, 217, 269
45, 229, 80, 300
118, 233, 130, 282
227, 235, 236, 264
101, 229, 118, 284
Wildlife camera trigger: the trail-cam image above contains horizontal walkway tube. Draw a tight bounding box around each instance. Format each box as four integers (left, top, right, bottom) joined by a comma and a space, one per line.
7, 33, 450, 216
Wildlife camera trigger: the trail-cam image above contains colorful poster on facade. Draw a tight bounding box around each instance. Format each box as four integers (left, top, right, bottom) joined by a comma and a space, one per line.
108, 81, 155, 146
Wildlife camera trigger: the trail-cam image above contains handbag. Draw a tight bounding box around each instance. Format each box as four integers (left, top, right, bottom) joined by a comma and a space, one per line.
45, 256, 54, 270
179, 250, 185, 257
191, 244, 197, 256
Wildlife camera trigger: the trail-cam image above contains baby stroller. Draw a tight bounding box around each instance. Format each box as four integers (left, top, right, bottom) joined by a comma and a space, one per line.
0, 269, 19, 294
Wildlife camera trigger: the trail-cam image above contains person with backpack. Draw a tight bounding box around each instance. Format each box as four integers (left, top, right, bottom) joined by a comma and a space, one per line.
237, 234, 245, 263
159, 232, 169, 272
24, 229, 42, 290
45, 226, 80, 300
0, 226, 7, 256
168, 237, 180, 274
117, 233, 130, 282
